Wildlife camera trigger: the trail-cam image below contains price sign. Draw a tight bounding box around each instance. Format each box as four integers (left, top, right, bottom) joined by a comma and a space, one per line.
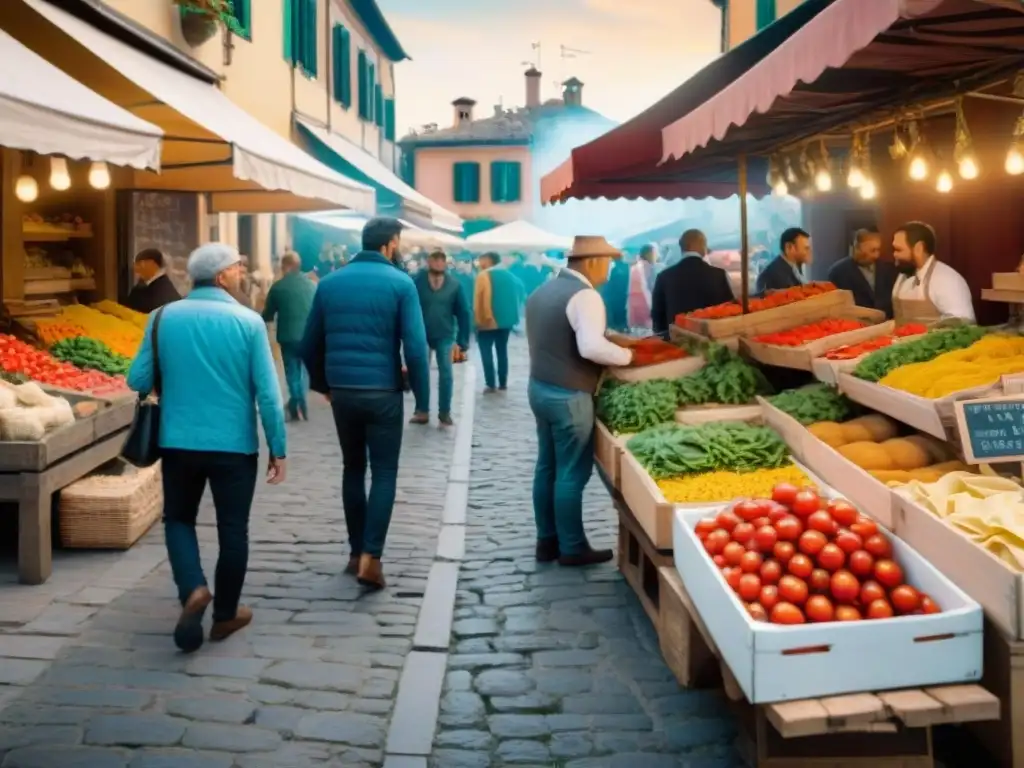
954, 395, 1024, 464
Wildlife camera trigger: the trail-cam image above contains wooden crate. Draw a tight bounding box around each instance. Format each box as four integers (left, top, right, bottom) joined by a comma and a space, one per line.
681, 289, 854, 340
619, 449, 675, 549
669, 323, 740, 351
594, 421, 627, 491
674, 403, 763, 426
616, 499, 672, 627
993, 273, 1024, 292
608, 355, 704, 383
740, 313, 890, 372
969, 619, 1024, 768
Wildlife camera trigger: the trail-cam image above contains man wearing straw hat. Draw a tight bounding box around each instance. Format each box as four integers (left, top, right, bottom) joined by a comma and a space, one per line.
525, 235, 633, 567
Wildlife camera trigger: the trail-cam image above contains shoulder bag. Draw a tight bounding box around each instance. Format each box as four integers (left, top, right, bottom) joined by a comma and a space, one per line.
122, 306, 166, 467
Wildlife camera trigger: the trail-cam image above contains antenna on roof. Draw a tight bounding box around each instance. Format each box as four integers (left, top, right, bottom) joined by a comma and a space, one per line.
531, 41, 541, 70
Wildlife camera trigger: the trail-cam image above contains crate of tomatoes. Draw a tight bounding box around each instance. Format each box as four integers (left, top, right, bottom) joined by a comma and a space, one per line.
672, 483, 982, 703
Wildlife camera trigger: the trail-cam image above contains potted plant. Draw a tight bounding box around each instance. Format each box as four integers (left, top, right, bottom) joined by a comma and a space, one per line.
175, 0, 244, 47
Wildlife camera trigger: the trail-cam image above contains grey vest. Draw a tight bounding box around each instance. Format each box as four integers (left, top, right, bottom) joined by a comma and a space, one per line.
525, 271, 604, 393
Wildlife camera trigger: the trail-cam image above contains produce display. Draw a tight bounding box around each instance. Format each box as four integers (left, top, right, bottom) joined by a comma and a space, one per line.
0, 381, 76, 441
35, 305, 144, 358
680, 282, 837, 321
674, 344, 773, 406
620, 337, 688, 367
50, 337, 131, 376
897, 472, 1024, 569
768, 383, 853, 425
880, 334, 1024, 399
822, 324, 929, 360
752, 318, 866, 347
627, 421, 788, 480
0, 335, 127, 395
92, 301, 148, 331
853, 325, 987, 382
696, 484, 943, 623
658, 464, 811, 503
597, 379, 678, 434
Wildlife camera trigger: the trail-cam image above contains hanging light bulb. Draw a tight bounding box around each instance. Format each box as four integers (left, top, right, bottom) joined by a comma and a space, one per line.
888, 125, 909, 160
953, 97, 979, 180
1007, 117, 1024, 176
88, 161, 110, 190
936, 169, 954, 193
859, 178, 877, 200
15, 174, 38, 203
909, 155, 929, 181
814, 140, 833, 191
49, 157, 71, 191
766, 155, 788, 196
846, 133, 864, 188
958, 155, 979, 180
847, 166, 864, 188
772, 178, 789, 196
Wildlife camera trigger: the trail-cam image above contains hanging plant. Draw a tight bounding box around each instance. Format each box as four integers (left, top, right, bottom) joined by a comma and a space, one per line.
175, 0, 244, 46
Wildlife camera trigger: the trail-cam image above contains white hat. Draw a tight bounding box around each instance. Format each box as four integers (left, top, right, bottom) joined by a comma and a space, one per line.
567, 235, 619, 259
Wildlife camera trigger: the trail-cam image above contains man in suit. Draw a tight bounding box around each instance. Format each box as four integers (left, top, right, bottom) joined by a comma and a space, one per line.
650, 229, 734, 334
125, 248, 181, 314
827, 229, 896, 318
755, 227, 812, 295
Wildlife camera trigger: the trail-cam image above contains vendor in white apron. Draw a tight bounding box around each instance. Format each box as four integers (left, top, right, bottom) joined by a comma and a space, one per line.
891, 221, 976, 325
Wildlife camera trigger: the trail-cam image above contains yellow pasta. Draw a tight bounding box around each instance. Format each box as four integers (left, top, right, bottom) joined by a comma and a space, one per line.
657, 464, 811, 504
880, 335, 1024, 399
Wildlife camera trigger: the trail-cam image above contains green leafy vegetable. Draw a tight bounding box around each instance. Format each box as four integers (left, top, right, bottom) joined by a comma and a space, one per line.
626, 421, 789, 480
768, 383, 853, 425
853, 325, 988, 382
597, 378, 678, 434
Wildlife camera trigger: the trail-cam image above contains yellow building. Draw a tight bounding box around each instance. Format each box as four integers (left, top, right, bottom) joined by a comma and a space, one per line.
713, 0, 806, 51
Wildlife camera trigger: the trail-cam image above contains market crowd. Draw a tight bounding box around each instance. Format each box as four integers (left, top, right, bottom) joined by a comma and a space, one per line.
124, 213, 974, 654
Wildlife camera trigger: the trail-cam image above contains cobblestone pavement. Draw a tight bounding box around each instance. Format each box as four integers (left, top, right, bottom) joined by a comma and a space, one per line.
434, 337, 741, 768
0, 367, 465, 768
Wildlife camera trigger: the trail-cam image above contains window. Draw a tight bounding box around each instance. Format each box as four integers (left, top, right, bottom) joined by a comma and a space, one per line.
331, 24, 351, 107
367, 63, 376, 123
283, 0, 317, 78
232, 0, 251, 39
490, 161, 522, 203
374, 85, 384, 128
452, 162, 481, 203
384, 98, 396, 142
756, 0, 776, 30
357, 51, 368, 118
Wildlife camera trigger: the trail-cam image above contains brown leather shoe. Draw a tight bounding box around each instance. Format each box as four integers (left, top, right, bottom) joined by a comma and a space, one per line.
409, 412, 429, 425
356, 554, 386, 590
210, 606, 253, 642
559, 548, 614, 567
344, 556, 360, 575
535, 537, 560, 563
174, 586, 212, 653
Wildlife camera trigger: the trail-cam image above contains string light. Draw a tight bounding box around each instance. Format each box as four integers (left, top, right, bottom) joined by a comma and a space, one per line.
909, 156, 929, 180
814, 141, 833, 192
846, 134, 865, 188
88, 161, 110, 190
859, 179, 877, 200
936, 169, 954, 193
766, 155, 789, 196
49, 157, 70, 191
953, 97, 979, 180
1007, 116, 1024, 176
15, 175, 38, 203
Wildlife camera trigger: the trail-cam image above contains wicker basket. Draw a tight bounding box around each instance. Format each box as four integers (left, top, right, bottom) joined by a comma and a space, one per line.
59, 459, 163, 549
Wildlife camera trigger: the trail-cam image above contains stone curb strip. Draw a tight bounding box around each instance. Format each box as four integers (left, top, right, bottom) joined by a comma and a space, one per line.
384, 364, 477, 766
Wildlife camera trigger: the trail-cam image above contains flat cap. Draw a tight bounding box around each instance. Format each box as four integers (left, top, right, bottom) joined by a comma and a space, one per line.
188, 242, 241, 282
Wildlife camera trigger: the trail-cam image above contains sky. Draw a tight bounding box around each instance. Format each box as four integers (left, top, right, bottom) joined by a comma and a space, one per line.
376, 0, 723, 136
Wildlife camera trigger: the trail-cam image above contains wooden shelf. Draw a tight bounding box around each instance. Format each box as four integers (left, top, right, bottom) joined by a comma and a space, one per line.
22, 228, 93, 243
982, 288, 1024, 304
23, 277, 96, 296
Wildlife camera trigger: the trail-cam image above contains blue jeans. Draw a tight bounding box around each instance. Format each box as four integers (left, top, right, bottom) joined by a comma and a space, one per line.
477, 329, 510, 389
279, 341, 308, 418
528, 378, 595, 556
331, 389, 404, 558
162, 449, 258, 622
416, 340, 454, 416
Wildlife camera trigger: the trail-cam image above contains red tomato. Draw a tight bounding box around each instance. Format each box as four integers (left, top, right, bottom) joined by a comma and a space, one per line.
791, 490, 821, 518
807, 510, 837, 535
767, 502, 790, 523
772, 483, 799, 507
859, 580, 886, 605
778, 575, 809, 605
752, 516, 772, 529
920, 594, 941, 614
847, 550, 874, 578
722, 541, 746, 567
713, 555, 727, 568
723, 567, 742, 591
760, 560, 782, 585
787, 554, 813, 579
834, 530, 863, 554
772, 541, 795, 565
827, 500, 859, 527
747, 603, 768, 622
873, 559, 904, 589
850, 516, 879, 539
753, 525, 778, 552
739, 551, 763, 574
808, 568, 831, 594
798, 530, 827, 556
830, 570, 860, 603
770, 602, 806, 625
704, 529, 730, 555
774, 516, 803, 541
734, 500, 762, 522
738, 574, 762, 601
805, 595, 835, 623
816, 543, 845, 572
754, 498, 775, 515
759, 585, 780, 610
731, 522, 755, 545
890, 585, 921, 614
834, 605, 863, 621
866, 599, 894, 619
863, 534, 893, 559
714, 512, 739, 532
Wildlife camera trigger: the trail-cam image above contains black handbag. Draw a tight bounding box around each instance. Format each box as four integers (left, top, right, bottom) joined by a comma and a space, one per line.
122, 306, 166, 467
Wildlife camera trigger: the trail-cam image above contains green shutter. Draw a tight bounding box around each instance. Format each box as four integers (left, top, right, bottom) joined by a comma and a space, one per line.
337, 26, 352, 107
300, 0, 318, 78
490, 162, 522, 203
384, 98, 396, 141
367, 63, 376, 123
357, 51, 368, 118
453, 162, 480, 203
232, 0, 251, 39
282, 0, 292, 61
756, 0, 776, 30
374, 85, 384, 127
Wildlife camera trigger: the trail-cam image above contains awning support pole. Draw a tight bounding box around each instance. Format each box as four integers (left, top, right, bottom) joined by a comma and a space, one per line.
738, 154, 750, 315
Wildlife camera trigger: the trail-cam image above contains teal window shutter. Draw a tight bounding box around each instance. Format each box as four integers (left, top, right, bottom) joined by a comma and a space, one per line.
282, 0, 293, 61
367, 63, 376, 123
756, 0, 776, 30
357, 50, 368, 118
374, 85, 384, 128
232, 0, 251, 39
384, 98, 396, 141
336, 26, 351, 107
300, 0, 318, 78
453, 162, 480, 203
490, 161, 521, 203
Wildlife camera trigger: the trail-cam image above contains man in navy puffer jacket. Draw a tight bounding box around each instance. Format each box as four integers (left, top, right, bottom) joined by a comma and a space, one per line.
302, 217, 429, 589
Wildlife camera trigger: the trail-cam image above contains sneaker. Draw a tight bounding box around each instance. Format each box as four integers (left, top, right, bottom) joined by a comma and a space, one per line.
210, 606, 253, 642
409, 412, 429, 425
438, 413, 454, 428
173, 586, 212, 653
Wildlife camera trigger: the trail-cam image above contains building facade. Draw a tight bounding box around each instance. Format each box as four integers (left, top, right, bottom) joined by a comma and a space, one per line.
712, 0, 805, 51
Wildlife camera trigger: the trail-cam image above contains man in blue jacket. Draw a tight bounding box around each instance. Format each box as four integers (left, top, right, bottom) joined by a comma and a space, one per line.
302, 217, 430, 590
127, 243, 287, 654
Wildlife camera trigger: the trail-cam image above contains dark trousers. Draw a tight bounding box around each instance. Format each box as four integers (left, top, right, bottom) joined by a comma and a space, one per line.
477, 328, 511, 389
279, 341, 309, 419
331, 389, 404, 557
162, 449, 258, 622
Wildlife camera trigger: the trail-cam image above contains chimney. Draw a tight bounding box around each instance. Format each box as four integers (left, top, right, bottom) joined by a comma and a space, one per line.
525, 67, 542, 108
452, 97, 476, 127
562, 77, 583, 107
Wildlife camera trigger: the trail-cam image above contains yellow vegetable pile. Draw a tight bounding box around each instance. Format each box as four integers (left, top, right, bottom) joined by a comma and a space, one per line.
897, 471, 1024, 570
92, 300, 148, 330
808, 414, 971, 484
35, 305, 143, 358
657, 464, 810, 504
881, 334, 1024, 399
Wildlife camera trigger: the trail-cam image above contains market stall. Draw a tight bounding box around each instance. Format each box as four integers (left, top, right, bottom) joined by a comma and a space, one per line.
463, 219, 573, 254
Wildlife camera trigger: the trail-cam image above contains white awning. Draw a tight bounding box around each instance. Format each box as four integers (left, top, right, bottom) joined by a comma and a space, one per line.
465, 220, 573, 252
23, 0, 374, 214
296, 117, 462, 232
0, 26, 161, 170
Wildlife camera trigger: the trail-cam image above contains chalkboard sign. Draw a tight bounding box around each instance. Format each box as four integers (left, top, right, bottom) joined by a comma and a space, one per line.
954, 395, 1024, 464
118, 191, 199, 299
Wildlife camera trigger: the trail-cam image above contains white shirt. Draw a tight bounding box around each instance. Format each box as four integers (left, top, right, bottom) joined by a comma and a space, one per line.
562, 269, 633, 367
894, 256, 976, 322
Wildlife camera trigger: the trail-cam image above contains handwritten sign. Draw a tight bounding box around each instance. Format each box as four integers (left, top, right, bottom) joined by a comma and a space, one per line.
954, 395, 1024, 464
